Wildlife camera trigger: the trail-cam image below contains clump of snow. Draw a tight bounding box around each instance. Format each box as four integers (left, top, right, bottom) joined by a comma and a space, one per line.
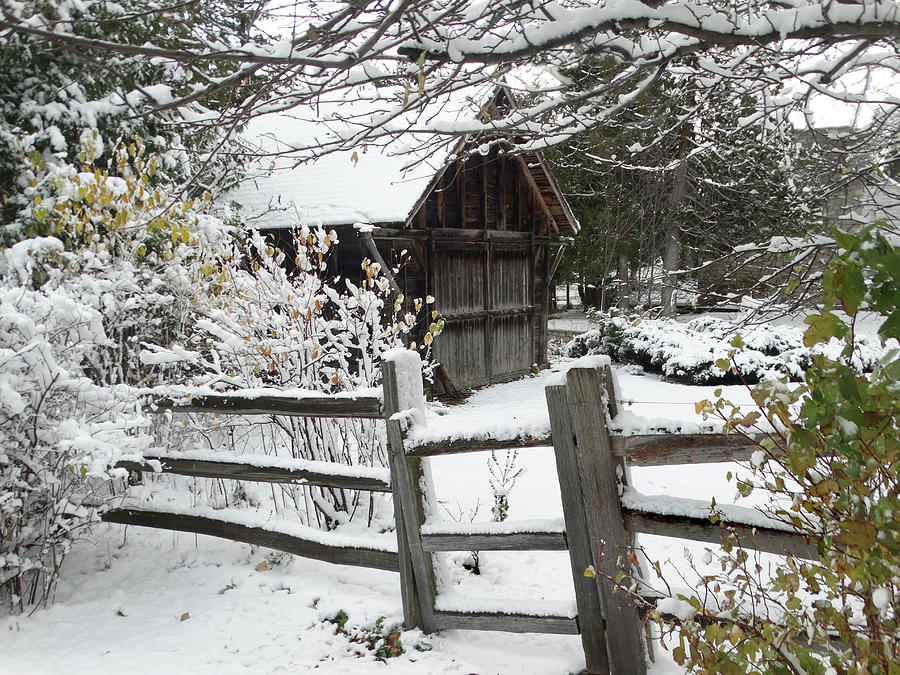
656, 597, 697, 621
873, 587, 892, 613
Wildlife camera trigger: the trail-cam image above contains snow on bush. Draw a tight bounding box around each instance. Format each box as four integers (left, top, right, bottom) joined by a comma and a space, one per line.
143, 227, 441, 530
0, 240, 154, 611
0, 127, 442, 609
565, 313, 886, 384
1, 137, 230, 611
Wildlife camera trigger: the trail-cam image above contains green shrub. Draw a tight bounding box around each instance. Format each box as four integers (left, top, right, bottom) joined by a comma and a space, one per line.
643, 225, 899, 674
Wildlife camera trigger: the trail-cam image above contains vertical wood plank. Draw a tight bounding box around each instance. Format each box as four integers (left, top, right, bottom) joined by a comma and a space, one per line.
382, 359, 437, 633
546, 383, 610, 674
566, 366, 647, 675
437, 175, 446, 227
499, 156, 507, 231
458, 161, 467, 228
602, 364, 654, 662
484, 241, 492, 382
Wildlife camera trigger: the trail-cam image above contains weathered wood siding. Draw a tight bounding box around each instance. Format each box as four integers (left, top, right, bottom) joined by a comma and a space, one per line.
420, 149, 550, 389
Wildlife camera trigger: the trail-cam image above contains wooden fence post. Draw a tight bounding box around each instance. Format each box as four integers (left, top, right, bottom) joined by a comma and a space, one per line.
566, 364, 646, 674
546, 382, 610, 674
382, 355, 437, 633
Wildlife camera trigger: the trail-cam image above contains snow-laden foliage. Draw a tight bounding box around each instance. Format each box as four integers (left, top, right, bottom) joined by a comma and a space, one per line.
638, 226, 900, 673
3, 2, 897, 177
566, 313, 887, 385
1, 127, 443, 608
143, 228, 441, 530
0, 0, 268, 231
0, 140, 213, 610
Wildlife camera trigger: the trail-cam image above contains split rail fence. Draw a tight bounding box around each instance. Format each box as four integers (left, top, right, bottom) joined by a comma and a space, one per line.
106, 356, 814, 675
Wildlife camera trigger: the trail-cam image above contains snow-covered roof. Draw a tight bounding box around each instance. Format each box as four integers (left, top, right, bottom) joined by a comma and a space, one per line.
226, 88, 578, 234
227, 87, 486, 229
229, 111, 455, 229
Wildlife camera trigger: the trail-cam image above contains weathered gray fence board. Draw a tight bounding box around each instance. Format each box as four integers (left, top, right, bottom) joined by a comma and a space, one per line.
102, 508, 399, 572
382, 359, 437, 633
545, 382, 610, 673
151, 394, 383, 418
116, 457, 391, 492
406, 434, 552, 458
610, 433, 765, 467
623, 509, 819, 560
566, 366, 647, 675
420, 531, 568, 552
433, 610, 579, 635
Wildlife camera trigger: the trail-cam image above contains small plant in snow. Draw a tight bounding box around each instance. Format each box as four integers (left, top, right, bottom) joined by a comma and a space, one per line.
440, 500, 482, 574
326, 611, 404, 660
488, 450, 525, 522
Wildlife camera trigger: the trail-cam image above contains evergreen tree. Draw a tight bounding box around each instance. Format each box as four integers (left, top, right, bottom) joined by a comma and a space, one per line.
0, 0, 269, 237
550, 63, 816, 311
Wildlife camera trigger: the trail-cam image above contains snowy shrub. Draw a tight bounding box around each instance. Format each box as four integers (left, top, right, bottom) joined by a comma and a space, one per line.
145, 227, 442, 529
0, 137, 222, 611
566, 312, 886, 385
0, 241, 154, 611
636, 226, 899, 673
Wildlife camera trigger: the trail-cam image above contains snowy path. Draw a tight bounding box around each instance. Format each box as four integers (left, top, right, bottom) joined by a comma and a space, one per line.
3, 364, 764, 674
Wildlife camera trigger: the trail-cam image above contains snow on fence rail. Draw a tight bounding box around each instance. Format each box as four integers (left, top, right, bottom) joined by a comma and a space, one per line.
115, 452, 392, 492
103, 506, 399, 572
103, 383, 393, 576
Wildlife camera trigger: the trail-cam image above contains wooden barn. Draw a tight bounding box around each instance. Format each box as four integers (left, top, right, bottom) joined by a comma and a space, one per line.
230, 93, 578, 391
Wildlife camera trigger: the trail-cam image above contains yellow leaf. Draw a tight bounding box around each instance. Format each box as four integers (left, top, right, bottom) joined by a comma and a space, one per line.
255, 560, 268, 572
180, 612, 190, 621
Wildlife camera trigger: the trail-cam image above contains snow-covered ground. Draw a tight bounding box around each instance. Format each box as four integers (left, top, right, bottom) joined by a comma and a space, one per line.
4, 359, 768, 675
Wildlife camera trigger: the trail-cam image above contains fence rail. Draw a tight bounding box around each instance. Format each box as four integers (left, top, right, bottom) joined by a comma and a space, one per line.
420, 530, 568, 552
432, 610, 579, 635
404, 433, 551, 458
115, 455, 392, 492
102, 508, 399, 572
151, 393, 383, 418
611, 432, 766, 466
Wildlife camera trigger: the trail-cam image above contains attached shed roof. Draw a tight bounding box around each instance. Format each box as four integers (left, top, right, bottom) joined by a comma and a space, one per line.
228, 92, 578, 234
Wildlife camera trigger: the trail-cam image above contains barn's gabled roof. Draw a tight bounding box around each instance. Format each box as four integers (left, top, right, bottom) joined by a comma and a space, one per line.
228, 90, 578, 234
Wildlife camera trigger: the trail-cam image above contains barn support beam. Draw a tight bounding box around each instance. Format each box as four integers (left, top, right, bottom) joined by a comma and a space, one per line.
359, 230, 401, 295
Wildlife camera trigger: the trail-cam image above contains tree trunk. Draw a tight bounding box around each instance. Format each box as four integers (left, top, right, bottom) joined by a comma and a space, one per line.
661, 124, 690, 316
617, 252, 632, 311
661, 221, 681, 315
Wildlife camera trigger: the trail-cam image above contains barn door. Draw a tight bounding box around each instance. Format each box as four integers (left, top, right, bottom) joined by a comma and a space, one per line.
431, 241, 534, 390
